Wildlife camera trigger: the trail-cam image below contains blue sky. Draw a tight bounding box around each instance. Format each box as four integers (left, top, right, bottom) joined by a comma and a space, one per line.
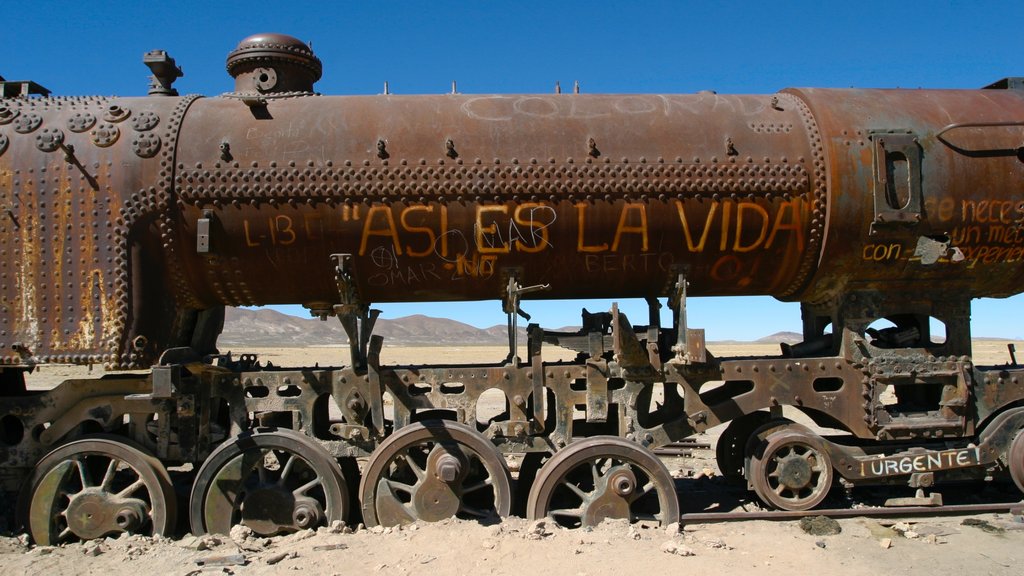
4, 1, 1023, 339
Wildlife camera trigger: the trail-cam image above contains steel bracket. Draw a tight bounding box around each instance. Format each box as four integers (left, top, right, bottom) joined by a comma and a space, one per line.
869, 131, 922, 234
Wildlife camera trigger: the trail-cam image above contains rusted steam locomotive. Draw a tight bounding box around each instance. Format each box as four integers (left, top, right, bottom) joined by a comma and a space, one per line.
1, 33, 1023, 542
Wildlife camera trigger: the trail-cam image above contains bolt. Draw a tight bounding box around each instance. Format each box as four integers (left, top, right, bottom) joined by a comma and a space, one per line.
435, 454, 462, 483
614, 476, 633, 495
115, 507, 142, 531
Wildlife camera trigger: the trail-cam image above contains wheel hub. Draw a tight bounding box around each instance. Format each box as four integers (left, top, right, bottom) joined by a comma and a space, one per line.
240, 487, 299, 535
775, 453, 813, 490
407, 446, 468, 522
582, 466, 636, 526
64, 488, 148, 540
240, 488, 326, 535
360, 420, 513, 527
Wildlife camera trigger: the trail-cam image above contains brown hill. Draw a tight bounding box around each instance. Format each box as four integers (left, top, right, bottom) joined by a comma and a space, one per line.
219, 307, 519, 347
218, 308, 796, 348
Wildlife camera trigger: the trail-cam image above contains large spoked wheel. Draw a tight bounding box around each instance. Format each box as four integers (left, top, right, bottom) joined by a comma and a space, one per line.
1009, 428, 1024, 493
715, 411, 772, 481
526, 436, 679, 528
20, 436, 177, 545
359, 420, 512, 527
189, 428, 348, 536
749, 430, 833, 511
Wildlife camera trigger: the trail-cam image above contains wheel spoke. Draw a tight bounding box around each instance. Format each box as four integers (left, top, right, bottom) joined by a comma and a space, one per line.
550, 506, 584, 519
462, 477, 494, 494
630, 480, 655, 503
562, 480, 589, 501
458, 504, 491, 518
381, 478, 417, 495
278, 454, 298, 484
100, 458, 120, 491
292, 475, 323, 497
401, 451, 427, 481
75, 458, 91, 488
117, 478, 145, 498
256, 452, 270, 484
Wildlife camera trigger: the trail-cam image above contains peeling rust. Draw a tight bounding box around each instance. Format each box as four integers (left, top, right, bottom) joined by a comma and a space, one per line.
2, 34, 1024, 537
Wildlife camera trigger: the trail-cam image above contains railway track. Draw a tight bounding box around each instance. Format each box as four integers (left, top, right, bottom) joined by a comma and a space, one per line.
680, 502, 1024, 523
653, 439, 1024, 524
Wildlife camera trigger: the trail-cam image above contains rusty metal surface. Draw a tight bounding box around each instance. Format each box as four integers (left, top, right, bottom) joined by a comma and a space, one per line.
789, 87, 1024, 304
0, 93, 200, 369
5, 35, 1024, 536
172, 92, 819, 310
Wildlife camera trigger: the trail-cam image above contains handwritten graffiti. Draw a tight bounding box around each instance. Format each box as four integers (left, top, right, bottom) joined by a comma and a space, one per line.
859, 447, 977, 477
237, 198, 807, 284
961, 199, 1024, 225
673, 198, 804, 254
863, 243, 902, 262
365, 245, 443, 287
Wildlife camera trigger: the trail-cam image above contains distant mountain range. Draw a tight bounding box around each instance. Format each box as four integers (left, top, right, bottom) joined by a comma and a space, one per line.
219, 308, 803, 347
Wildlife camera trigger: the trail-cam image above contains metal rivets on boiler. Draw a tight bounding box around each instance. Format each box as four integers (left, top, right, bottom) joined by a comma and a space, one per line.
34, 127, 64, 152
132, 132, 162, 158
103, 103, 131, 122
130, 110, 160, 131
13, 112, 42, 134
91, 123, 120, 147
0, 104, 18, 125
0, 132, 7, 156
67, 112, 97, 133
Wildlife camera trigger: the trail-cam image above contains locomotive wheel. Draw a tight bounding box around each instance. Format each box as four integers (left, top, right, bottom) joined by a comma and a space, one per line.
189, 428, 348, 536
359, 420, 512, 527
715, 411, 773, 481
749, 429, 833, 511
526, 436, 679, 528
1009, 428, 1024, 493
21, 436, 177, 545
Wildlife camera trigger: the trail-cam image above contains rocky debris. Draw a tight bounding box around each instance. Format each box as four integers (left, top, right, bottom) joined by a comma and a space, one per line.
265, 551, 298, 565
229, 524, 253, 544
800, 516, 842, 536
660, 540, 695, 556
694, 536, 731, 550
527, 519, 552, 540
83, 544, 104, 556
962, 518, 1005, 534
318, 520, 351, 535
196, 552, 247, 567
879, 537, 892, 549
311, 543, 348, 551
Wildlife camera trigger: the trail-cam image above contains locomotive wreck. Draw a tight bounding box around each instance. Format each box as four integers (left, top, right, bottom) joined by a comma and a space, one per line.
1, 33, 1024, 542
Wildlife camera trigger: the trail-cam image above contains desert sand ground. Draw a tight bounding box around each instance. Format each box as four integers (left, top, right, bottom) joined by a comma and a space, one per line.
7, 342, 1024, 575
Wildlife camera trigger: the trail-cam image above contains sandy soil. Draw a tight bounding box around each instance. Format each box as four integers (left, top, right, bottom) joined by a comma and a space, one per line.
1, 513, 1021, 576
10, 342, 1024, 575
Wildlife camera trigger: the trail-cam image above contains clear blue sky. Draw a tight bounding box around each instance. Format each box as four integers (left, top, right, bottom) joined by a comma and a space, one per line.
5, 1, 1023, 339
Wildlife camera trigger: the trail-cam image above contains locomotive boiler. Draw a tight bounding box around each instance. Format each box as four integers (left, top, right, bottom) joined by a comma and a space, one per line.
1, 33, 1024, 542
